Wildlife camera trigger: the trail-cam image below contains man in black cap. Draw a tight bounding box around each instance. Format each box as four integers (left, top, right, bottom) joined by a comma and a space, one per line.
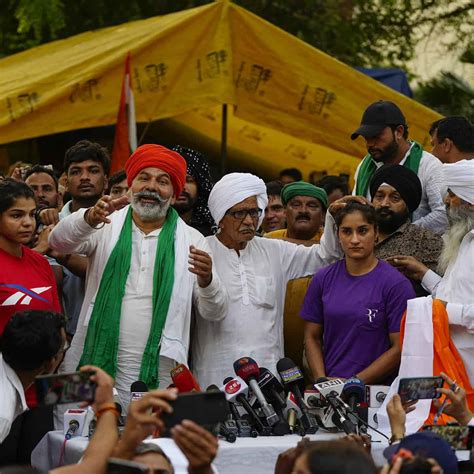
369, 164, 443, 296
351, 100, 447, 234
171, 145, 215, 236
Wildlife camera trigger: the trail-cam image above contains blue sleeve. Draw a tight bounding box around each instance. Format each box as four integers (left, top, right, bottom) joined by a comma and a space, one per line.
300, 273, 324, 324
385, 276, 416, 333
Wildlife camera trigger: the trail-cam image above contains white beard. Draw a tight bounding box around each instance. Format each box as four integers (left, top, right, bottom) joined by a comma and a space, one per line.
131, 191, 171, 222
438, 206, 474, 274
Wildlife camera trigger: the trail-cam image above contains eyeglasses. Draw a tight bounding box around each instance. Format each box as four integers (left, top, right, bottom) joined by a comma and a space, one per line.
226, 208, 262, 220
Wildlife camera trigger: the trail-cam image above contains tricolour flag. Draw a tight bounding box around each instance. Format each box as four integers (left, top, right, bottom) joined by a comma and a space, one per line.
111, 53, 137, 174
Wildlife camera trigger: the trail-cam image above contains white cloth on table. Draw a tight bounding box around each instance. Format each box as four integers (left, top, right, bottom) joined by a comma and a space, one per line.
353, 144, 447, 234
192, 212, 342, 388
49, 205, 228, 405
0, 354, 28, 443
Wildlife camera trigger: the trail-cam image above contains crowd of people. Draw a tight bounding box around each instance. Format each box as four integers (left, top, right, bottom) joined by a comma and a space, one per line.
0, 101, 473, 473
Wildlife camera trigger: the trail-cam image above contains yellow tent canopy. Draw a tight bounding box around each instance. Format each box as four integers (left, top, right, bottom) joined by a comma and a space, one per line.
0, 1, 441, 180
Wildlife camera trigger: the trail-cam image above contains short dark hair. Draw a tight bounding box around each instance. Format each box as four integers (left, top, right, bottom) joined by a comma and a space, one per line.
279, 168, 302, 182
24, 165, 59, 191
306, 440, 377, 474
334, 200, 377, 229
108, 170, 127, 188
317, 175, 349, 196
0, 178, 36, 214
390, 124, 409, 140
265, 180, 284, 198
1, 310, 66, 371
430, 116, 474, 153
64, 140, 111, 175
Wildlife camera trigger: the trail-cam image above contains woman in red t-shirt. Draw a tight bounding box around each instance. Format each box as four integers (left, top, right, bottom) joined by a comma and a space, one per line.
0, 178, 61, 464
0, 179, 61, 328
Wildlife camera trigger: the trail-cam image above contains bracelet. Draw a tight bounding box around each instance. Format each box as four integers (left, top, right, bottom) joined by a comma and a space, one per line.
96, 403, 120, 419
84, 208, 105, 229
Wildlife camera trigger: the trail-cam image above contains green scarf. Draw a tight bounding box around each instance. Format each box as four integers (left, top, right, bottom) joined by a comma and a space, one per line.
355, 141, 423, 196
78, 206, 178, 389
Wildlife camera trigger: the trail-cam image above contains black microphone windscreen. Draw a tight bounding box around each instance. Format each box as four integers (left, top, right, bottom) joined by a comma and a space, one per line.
206, 384, 221, 392
223, 377, 233, 384
130, 381, 148, 392
276, 357, 295, 372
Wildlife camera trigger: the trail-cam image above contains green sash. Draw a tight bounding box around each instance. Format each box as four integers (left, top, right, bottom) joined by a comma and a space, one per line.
355, 141, 423, 196
78, 206, 178, 389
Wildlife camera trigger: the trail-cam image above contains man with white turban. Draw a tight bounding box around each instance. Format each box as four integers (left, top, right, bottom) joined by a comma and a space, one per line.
390, 159, 474, 383
191, 173, 343, 388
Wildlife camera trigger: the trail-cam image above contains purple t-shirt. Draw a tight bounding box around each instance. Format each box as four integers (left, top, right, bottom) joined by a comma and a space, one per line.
301, 259, 415, 381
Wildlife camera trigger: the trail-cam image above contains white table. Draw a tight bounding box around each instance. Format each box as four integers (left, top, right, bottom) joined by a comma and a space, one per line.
32, 430, 389, 473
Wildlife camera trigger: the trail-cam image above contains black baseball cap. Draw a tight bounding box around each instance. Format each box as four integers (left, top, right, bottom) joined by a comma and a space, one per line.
351, 101, 406, 140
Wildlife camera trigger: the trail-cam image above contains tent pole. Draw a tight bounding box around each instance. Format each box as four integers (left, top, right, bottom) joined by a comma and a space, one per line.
220, 103, 228, 177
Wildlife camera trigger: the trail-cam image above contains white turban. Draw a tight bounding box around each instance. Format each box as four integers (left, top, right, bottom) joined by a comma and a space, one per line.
208, 172, 268, 227
442, 159, 474, 205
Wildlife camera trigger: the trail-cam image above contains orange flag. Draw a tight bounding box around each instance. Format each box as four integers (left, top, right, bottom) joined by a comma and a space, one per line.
111, 53, 137, 174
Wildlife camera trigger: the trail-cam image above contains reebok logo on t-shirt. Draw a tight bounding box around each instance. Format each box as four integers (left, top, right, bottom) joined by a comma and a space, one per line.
0, 284, 51, 306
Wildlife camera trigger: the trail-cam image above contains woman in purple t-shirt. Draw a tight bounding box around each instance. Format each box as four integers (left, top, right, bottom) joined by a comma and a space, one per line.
301, 201, 415, 384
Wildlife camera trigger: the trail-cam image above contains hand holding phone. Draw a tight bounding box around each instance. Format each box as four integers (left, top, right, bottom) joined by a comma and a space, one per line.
398, 376, 444, 402
35, 370, 97, 405
161, 391, 230, 435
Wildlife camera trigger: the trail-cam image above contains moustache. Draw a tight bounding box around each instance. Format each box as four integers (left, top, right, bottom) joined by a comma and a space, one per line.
134, 191, 168, 203
179, 191, 191, 200
368, 148, 382, 155
295, 213, 311, 221
376, 208, 394, 217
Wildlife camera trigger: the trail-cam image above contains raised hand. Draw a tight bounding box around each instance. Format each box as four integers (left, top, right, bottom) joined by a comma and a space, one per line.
188, 245, 213, 288
85, 194, 130, 227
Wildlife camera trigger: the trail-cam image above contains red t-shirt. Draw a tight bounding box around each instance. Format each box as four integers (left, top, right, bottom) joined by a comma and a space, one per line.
0, 246, 61, 406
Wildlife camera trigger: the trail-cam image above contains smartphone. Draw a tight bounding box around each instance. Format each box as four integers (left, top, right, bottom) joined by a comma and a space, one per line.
161, 391, 230, 435
107, 458, 149, 473
423, 425, 474, 450
398, 376, 444, 402
35, 370, 96, 406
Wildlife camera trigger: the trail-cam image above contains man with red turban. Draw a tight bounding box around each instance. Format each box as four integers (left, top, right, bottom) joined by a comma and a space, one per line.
49, 144, 228, 406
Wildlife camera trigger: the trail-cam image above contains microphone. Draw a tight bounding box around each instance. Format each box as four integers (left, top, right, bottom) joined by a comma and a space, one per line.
221, 376, 267, 435
257, 368, 290, 435
65, 420, 80, 439
342, 378, 366, 411
170, 364, 201, 393
314, 377, 357, 434
283, 392, 302, 434
63, 409, 88, 439
257, 368, 287, 409
233, 357, 279, 427
130, 381, 148, 403
276, 358, 319, 434
205, 385, 236, 443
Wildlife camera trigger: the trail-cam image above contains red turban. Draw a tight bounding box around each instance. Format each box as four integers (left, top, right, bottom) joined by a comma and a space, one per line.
125, 144, 187, 197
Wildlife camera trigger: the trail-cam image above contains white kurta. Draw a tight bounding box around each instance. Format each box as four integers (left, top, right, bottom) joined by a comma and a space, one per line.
0, 355, 28, 443
49, 206, 228, 404
192, 217, 342, 388
422, 230, 474, 384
